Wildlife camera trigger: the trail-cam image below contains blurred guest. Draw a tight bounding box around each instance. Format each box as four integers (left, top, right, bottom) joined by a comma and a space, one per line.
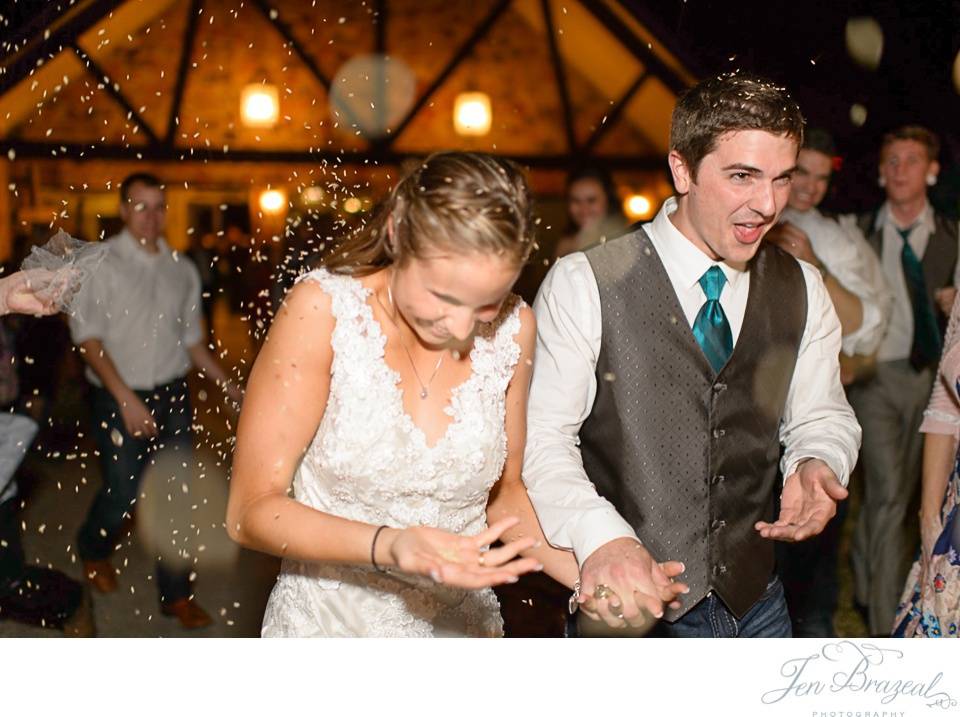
893, 291, 960, 637
69, 173, 241, 629
847, 126, 960, 635
766, 128, 893, 636
553, 167, 626, 258
767, 129, 893, 369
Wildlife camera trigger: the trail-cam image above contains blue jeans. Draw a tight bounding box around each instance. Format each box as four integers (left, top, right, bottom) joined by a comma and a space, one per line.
654, 575, 793, 638
77, 379, 194, 605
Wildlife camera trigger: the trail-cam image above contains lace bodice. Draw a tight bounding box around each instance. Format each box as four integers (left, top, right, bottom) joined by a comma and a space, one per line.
261, 267, 524, 637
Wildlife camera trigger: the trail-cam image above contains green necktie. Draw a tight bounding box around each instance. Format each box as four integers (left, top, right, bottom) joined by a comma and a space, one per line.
899, 227, 942, 371
693, 266, 733, 373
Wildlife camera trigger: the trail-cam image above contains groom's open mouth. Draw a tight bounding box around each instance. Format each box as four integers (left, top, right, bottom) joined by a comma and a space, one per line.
732, 222, 766, 245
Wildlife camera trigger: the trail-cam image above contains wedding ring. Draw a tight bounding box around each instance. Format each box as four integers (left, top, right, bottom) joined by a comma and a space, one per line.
593, 584, 614, 601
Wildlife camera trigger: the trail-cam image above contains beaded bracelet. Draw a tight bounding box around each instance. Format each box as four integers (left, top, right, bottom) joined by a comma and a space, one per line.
371, 525, 389, 573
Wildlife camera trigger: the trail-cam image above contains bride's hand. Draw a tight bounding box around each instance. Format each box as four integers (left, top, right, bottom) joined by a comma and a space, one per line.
383, 516, 543, 589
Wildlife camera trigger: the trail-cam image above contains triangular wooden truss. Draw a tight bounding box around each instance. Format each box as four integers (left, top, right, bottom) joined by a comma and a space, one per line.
0, 0, 696, 168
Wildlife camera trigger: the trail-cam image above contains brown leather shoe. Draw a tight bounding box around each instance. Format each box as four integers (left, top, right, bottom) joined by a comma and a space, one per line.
82, 560, 117, 594
161, 598, 213, 629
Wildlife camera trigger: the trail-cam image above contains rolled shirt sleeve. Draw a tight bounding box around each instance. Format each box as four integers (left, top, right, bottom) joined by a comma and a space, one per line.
67, 259, 111, 346
522, 254, 638, 565
780, 262, 863, 485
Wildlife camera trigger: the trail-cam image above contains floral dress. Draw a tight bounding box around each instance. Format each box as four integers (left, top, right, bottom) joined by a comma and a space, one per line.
892, 296, 960, 637
260, 269, 523, 637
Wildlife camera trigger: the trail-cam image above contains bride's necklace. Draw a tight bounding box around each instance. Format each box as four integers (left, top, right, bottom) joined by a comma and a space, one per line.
379, 284, 444, 400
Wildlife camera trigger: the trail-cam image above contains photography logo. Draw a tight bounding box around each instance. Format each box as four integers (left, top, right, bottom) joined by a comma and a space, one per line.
760, 641, 957, 712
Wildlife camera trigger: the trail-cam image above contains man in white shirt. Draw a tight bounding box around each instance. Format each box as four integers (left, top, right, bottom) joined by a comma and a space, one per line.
523, 74, 861, 637
767, 129, 893, 362
846, 126, 960, 636
70, 173, 242, 630
764, 129, 893, 636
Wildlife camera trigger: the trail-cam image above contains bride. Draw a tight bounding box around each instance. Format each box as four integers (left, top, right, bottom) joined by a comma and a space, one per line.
226, 152, 580, 636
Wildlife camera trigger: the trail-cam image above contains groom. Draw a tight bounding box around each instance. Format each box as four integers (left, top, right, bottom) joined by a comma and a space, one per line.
523, 73, 862, 637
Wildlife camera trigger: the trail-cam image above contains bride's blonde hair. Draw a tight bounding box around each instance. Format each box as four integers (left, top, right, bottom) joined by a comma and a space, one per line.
323, 152, 536, 277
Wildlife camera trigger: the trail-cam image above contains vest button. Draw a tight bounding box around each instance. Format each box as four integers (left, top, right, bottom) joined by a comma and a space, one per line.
711, 519, 727, 532
712, 428, 726, 438
712, 382, 727, 392
712, 563, 727, 577
711, 474, 725, 485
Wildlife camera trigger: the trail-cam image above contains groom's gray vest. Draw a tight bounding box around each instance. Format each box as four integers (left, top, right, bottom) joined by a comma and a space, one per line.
580, 229, 807, 621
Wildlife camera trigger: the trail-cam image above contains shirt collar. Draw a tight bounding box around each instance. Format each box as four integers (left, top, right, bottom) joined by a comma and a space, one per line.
647, 196, 748, 292
117, 228, 170, 261
878, 200, 934, 234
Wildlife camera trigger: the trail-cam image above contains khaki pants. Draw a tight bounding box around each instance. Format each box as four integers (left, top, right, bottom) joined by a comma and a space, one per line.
847, 360, 932, 635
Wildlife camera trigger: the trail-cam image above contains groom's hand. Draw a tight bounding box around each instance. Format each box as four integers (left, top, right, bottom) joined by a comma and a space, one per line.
578, 537, 688, 629
755, 458, 848, 542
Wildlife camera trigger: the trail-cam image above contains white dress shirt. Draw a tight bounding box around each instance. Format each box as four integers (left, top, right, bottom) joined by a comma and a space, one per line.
69, 229, 204, 390
523, 197, 862, 564
868, 202, 960, 362
780, 206, 893, 357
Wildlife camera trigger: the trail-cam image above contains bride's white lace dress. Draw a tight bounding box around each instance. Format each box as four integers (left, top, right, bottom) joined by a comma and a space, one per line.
260, 268, 523, 637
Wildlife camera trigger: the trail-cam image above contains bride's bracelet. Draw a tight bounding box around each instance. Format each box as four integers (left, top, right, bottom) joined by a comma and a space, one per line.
371, 524, 389, 573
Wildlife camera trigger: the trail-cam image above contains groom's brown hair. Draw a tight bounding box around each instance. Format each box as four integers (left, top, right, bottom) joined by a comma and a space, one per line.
670, 72, 805, 180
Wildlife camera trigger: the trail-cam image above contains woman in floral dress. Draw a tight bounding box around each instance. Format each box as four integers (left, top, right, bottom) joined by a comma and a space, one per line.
893, 294, 960, 637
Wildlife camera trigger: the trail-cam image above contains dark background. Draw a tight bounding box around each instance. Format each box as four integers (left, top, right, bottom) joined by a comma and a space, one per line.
631, 0, 960, 215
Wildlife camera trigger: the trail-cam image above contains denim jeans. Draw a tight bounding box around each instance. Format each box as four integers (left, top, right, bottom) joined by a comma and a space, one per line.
77, 378, 194, 605
653, 575, 793, 638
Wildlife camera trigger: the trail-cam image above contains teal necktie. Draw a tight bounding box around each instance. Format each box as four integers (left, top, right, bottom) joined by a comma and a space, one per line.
899, 227, 942, 371
693, 265, 733, 373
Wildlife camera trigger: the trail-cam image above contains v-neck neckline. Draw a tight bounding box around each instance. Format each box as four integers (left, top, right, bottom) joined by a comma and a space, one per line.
356, 278, 478, 451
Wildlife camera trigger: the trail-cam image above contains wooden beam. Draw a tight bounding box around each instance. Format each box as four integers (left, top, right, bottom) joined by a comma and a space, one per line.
578, 0, 690, 95
541, 0, 577, 154
582, 70, 648, 154
70, 41, 160, 145
618, 0, 704, 78
248, 0, 331, 91
0, 0, 73, 61
384, 0, 513, 147
0, 0, 127, 95
165, 0, 203, 145
375, 0, 387, 55
0, 139, 666, 170
247, 0, 365, 133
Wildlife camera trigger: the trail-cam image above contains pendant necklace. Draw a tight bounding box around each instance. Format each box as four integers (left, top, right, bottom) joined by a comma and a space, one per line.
380, 284, 444, 400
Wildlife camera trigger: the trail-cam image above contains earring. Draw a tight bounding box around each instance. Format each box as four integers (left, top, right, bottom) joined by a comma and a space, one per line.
878, 176, 886, 188
926, 174, 937, 187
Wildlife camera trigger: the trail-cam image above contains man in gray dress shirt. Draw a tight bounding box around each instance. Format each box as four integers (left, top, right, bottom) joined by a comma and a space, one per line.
522, 74, 861, 637
846, 126, 960, 635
